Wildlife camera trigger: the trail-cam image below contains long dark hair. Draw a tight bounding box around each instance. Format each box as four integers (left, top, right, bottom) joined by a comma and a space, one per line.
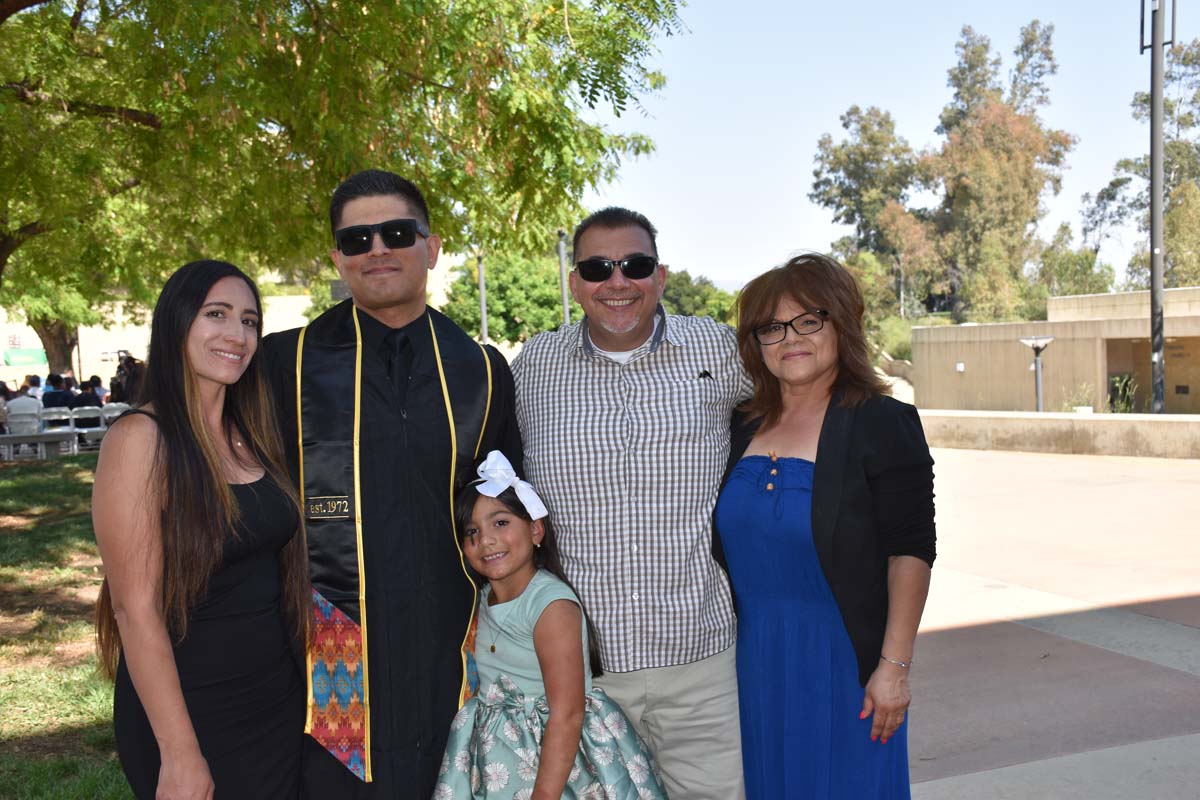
96, 260, 308, 678
454, 482, 604, 678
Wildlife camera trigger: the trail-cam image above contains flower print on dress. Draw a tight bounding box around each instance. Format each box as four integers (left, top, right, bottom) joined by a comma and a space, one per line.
514, 747, 539, 781
502, 719, 521, 742
626, 754, 651, 785
477, 730, 497, 755
451, 704, 472, 731
453, 750, 471, 774
514, 790, 535, 800
587, 715, 614, 743
432, 783, 453, 800
482, 681, 505, 703
438, 752, 449, 776
592, 746, 615, 766
578, 783, 606, 800
484, 762, 510, 791
603, 712, 628, 739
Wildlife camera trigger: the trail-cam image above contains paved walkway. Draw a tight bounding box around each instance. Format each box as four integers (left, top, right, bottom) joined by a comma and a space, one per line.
910, 448, 1200, 799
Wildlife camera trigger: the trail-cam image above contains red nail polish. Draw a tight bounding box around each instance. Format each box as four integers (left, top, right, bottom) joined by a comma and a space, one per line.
871, 736, 877, 742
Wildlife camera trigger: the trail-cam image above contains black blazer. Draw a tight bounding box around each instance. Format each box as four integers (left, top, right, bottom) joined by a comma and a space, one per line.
716, 392, 936, 686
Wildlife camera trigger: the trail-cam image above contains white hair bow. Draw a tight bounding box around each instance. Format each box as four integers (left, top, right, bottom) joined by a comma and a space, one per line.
474, 450, 549, 520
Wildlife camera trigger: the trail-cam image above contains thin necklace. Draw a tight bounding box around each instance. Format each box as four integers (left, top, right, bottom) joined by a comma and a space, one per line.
484, 601, 501, 653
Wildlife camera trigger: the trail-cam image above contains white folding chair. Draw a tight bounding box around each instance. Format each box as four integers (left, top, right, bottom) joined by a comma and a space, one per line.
38, 409, 76, 454
71, 407, 106, 451
71, 407, 106, 429
101, 402, 131, 426
6, 412, 40, 436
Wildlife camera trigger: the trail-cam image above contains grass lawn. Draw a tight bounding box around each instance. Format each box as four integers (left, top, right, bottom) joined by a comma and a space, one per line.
0, 454, 132, 799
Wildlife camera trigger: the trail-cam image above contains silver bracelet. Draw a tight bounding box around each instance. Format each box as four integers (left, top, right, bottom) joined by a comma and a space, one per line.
880, 655, 912, 668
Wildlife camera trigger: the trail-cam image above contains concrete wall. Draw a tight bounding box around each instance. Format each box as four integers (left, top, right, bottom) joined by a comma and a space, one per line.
912, 317, 1200, 412
1047, 286, 1200, 321
919, 409, 1200, 459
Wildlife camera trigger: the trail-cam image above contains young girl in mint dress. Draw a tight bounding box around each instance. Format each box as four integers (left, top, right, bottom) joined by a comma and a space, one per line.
433, 452, 667, 800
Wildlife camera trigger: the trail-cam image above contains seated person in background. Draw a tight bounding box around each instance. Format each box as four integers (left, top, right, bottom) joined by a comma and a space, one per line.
41, 374, 74, 409
6, 386, 42, 433
90, 375, 111, 403
69, 380, 105, 427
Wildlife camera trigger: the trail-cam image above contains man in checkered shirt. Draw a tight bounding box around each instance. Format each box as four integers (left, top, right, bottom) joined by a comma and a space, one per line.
512, 207, 752, 799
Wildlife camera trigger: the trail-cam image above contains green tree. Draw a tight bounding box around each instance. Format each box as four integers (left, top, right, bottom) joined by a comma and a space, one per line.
1, 0, 682, 369
876, 201, 940, 318
810, 21, 1073, 324
442, 254, 578, 345
1126, 180, 1200, 289
938, 25, 1001, 135
810, 106, 916, 252
926, 96, 1074, 320
660, 269, 736, 323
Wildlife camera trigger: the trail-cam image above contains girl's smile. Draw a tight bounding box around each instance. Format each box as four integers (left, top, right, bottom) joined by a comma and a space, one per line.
461, 496, 545, 603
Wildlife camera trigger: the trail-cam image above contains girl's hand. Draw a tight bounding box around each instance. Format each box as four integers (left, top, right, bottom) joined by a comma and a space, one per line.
859, 660, 911, 744
155, 747, 214, 800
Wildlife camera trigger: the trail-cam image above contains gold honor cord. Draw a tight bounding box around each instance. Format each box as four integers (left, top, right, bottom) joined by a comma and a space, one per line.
296, 325, 313, 734
473, 343, 493, 460
428, 315, 480, 705
350, 308, 372, 782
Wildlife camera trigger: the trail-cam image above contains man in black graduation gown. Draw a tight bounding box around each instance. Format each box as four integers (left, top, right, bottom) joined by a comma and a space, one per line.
264, 169, 522, 798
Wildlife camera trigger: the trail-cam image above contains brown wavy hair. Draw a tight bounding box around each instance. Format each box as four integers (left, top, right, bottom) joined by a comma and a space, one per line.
736, 253, 889, 427
95, 260, 308, 679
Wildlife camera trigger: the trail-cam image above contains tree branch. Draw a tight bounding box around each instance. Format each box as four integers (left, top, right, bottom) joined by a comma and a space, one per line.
109, 177, 140, 196
69, 0, 85, 30
3, 80, 162, 129
0, 0, 52, 27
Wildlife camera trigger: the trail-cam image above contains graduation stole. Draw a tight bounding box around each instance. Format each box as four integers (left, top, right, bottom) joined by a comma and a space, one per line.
295, 301, 493, 782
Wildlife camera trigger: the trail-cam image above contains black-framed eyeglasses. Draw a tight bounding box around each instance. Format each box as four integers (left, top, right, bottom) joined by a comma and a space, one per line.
753, 310, 829, 345
574, 255, 659, 283
334, 218, 430, 256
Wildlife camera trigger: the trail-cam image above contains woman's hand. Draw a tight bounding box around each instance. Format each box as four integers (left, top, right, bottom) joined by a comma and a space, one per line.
156, 745, 214, 799
859, 660, 911, 744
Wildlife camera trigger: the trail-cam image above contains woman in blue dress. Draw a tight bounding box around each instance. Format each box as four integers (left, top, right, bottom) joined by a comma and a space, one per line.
714, 253, 936, 799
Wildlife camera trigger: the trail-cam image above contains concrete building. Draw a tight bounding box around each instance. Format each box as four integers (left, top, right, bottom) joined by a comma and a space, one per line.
912, 287, 1200, 413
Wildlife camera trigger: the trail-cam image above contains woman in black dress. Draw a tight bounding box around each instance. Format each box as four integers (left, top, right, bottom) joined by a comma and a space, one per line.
94, 260, 308, 799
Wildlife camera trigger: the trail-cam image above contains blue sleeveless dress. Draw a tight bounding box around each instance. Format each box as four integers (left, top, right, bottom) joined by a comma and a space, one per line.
715, 456, 910, 799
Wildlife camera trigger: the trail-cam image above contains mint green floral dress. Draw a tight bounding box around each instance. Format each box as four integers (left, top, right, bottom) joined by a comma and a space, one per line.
433, 570, 668, 799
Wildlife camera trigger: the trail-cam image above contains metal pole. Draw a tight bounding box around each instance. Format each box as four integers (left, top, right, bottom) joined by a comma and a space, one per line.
1149, 0, 1168, 412
477, 254, 488, 345
1034, 348, 1045, 412
557, 229, 571, 326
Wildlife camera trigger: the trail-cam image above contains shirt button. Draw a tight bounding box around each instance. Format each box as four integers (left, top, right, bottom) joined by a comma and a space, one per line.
770, 468, 778, 476
632, 592, 640, 601
631, 544, 639, 553
766, 483, 774, 491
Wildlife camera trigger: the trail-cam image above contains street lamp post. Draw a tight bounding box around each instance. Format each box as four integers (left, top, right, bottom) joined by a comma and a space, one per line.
1020, 336, 1055, 412
477, 254, 488, 345
557, 229, 571, 326
1141, 0, 1177, 412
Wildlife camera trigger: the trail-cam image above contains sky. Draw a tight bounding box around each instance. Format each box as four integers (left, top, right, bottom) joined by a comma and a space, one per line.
583, 0, 1160, 291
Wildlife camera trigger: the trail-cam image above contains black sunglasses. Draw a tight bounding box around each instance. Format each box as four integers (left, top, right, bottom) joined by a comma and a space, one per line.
574, 255, 659, 283
753, 310, 829, 345
334, 218, 430, 256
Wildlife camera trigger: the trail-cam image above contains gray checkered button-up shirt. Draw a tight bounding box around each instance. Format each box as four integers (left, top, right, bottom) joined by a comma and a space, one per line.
512, 308, 754, 673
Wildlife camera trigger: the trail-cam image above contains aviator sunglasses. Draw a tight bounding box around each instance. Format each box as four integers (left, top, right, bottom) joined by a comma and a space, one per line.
334, 218, 430, 256
574, 255, 659, 283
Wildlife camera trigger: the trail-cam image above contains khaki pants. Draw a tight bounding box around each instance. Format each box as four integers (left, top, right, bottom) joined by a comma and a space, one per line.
595, 645, 746, 800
